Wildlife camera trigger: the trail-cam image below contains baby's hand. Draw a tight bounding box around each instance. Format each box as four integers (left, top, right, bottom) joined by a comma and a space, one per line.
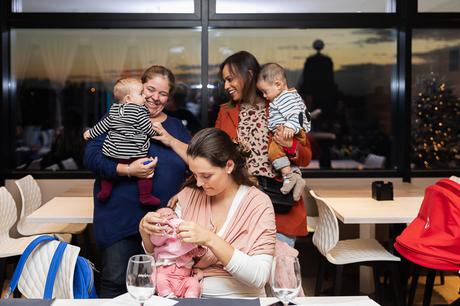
193, 268, 204, 280
156, 223, 174, 235
83, 130, 91, 140
283, 127, 295, 140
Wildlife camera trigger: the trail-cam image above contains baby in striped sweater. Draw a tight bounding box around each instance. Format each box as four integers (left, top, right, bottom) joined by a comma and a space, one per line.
83, 78, 159, 206
257, 63, 311, 201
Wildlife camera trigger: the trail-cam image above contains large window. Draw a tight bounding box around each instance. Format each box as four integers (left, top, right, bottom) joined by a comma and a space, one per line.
215, 0, 395, 13
418, 1, 460, 12
11, 29, 201, 171
209, 29, 397, 170
2, 0, 460, 179
411, 29, 460, 170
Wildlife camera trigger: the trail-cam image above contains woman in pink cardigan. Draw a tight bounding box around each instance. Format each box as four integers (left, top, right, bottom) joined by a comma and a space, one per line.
139, 128, 276, 297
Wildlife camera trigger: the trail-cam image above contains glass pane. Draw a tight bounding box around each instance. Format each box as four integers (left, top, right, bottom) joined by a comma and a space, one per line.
411, 29, 460, 170
11, 29, 201, 171
216, 0, 395, 13
13, 0, 194, 13
209, 28, 397, 170
418, 0, 460, 12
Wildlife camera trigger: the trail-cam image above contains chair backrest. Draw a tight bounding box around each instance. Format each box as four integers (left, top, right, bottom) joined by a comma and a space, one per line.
303, 185, 319, 232
15, 175, 42, 219
0, 187, 18, 244
310, 190, 339, 256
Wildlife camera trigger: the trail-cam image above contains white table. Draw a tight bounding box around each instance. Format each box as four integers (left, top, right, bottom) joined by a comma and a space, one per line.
322, 196, 424, 294
51, 296, 379, 306
322, 196, 424, 225
26, 197, 93, 224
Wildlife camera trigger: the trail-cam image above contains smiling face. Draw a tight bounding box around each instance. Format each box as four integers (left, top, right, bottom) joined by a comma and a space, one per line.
188, 156, 234, 197
143, 76, 170, 118
222, 64, 245, 103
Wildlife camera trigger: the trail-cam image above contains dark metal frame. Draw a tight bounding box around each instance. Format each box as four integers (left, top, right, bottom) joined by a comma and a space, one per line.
1, 0, 459, 181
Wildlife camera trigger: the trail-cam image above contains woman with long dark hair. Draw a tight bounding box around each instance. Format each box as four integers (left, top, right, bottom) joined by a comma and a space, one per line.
140, 128, 276, 297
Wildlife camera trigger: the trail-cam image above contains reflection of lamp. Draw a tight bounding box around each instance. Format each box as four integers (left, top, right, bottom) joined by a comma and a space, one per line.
364, 153, 386, 169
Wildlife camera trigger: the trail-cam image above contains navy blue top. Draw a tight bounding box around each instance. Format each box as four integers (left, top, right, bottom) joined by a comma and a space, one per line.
84, 116, 191, 248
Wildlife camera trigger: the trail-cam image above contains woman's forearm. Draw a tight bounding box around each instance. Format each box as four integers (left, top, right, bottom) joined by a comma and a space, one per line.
225, 251, 272, 289
169, 137, 189, 162
140, 228, 155, 254
205, 233, 235, 267
116, 163, 129, 177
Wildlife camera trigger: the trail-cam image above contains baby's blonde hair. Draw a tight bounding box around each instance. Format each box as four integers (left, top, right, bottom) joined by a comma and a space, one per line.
113, 78, 142, 102
258, 63, 287, 85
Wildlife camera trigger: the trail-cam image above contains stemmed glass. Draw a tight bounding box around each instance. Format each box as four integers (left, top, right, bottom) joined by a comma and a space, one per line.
270, 255, 302, 306
126, 254, 156, 306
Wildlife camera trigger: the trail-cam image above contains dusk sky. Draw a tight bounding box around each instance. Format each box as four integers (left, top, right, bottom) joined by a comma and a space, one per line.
11, 28, 460, 95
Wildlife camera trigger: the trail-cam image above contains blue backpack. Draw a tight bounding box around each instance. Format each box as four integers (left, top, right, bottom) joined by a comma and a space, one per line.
6, 235, 97, 299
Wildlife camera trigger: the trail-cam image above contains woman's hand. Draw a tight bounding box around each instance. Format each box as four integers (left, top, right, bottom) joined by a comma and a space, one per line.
273, 125, 293, 147
139, 211, 169, 236
167, 193, 179, 209
151, 122, 189, 162
176, 221, 214, 246
128, 157, 157, 179
152, 122, 174, 147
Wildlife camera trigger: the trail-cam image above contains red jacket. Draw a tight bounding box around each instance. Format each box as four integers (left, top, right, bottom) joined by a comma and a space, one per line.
215, 103, 312, 236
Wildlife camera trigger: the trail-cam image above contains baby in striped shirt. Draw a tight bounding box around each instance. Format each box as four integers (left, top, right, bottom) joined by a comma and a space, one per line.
83, 78, 160, 206
257, 63, 311, 200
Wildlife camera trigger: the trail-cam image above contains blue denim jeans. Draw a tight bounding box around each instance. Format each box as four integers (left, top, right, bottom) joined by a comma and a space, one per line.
99, 234, 144, 298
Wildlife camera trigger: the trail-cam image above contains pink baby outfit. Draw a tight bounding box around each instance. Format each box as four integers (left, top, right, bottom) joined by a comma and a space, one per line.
150, 218, 205, 298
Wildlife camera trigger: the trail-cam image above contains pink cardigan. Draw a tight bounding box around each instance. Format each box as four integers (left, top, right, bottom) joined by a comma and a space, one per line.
178, 186, 277, 277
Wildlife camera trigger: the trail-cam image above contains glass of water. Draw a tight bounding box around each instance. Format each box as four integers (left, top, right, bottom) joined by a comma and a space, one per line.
126, 254, 156, 306
270, 255, 302, 306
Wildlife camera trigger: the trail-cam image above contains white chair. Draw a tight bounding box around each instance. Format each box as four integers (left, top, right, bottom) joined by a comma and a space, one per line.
302, 186, 318, 233
0, 187, 70, 292
15, 175, 86, 236
310, 190, 402, 306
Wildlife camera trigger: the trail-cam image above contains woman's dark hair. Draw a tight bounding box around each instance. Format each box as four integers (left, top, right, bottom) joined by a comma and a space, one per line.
219, 51, 262, 106
184, 128, 255, 188
141, 65, 176, 94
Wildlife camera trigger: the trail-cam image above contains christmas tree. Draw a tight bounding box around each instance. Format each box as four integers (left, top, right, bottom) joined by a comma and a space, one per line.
412, 73, 460, 169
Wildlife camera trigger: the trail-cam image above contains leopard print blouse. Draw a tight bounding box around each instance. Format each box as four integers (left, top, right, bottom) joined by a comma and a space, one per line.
238, 102, 275, 178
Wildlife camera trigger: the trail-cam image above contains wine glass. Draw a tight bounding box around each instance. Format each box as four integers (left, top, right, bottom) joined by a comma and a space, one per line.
126, 254, 156, 306
270, 255, 302, 306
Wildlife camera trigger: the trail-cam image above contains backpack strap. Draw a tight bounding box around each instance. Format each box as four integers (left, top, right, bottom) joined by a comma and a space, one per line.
43, 242, 68, 299
6, 235, 57, 298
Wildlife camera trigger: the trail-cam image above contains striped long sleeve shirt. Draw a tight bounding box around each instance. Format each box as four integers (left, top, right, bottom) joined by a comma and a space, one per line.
268, 89, 311, 134
88, 103, 157, 160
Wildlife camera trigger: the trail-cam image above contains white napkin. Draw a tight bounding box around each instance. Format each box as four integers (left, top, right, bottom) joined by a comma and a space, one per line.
101, 293, 178, 306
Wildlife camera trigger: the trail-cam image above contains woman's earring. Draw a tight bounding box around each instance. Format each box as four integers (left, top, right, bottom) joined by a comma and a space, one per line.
227, 170, 231, 174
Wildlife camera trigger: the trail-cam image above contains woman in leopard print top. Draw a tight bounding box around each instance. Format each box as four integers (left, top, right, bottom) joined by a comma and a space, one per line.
215, 51, 312, 246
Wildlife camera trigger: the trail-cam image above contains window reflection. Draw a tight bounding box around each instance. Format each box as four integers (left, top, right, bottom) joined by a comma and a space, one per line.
13, 0, 195, 13
418, 0, 460, 12
209, 28, 397, 170
215, 0, 395, 13
412, 29, 460, 170
11, 29, 201, 171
